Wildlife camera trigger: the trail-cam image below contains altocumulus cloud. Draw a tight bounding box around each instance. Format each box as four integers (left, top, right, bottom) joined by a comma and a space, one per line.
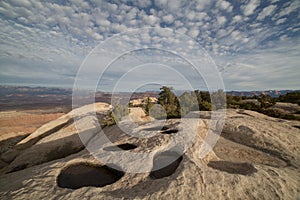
0, 0, 299, 90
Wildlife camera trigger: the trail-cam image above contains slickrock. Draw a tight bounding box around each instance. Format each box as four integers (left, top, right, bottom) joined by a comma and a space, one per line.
0, 106, 299, 200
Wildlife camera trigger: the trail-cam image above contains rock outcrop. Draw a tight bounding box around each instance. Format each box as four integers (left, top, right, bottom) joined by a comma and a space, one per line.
0, 106, 299, 200
1, 102, 111, 173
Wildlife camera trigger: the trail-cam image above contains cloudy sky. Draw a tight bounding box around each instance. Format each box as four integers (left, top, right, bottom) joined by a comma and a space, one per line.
0, 0, 299, 91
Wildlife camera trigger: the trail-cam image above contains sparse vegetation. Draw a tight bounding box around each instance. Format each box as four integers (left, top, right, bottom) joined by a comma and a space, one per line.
226, 92, 300, 120
144, 97, 154, 116
257, 94, 276, 109
146, 86, 225, 119
158, 86, 181, 118
131, 87, 299, 121
278, 92, 300, 106
103, 105, 129, 126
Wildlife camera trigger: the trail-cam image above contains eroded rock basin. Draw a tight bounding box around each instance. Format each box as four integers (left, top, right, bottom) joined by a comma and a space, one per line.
208, 161, 257, 175
57, 163, 124, 189
103, 143, 137, 151
150, 151, 183, 179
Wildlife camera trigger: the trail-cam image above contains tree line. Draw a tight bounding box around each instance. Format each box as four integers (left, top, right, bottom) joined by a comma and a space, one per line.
145, 86, 300, 120
144, 86, 226, 119
104, 87, 300, 125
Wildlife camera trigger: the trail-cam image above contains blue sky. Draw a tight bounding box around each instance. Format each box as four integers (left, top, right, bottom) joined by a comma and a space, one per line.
0, 0, 299, 91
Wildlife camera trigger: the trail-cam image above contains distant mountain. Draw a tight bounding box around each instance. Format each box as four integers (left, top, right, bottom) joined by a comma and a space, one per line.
226, 90, 300, 98
0, 85, 72, 96
1, 85, 299, 107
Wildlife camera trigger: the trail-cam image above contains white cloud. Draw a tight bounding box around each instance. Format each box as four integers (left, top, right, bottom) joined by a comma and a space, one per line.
10, 0, 31, 8
219, 39, 300, 90
279, 35, 288, 41
194, 0, 212, 11
95, 18, 111, 27
242, 0, 260, 16
167, 0, 182, 12
217, 16, 227, 26
126, 7, 138, 20
231, 30, 240, 39
232, 15, 242, 23
176, 27, 188, 34
187, 11, 196, 21
275, 18, 286, 25
216, 29, 229, 38
69, 0, 90, 10
257, 5, 277, 20
195, 12, 208, 21
216, 0, 233, 12
154, 0, 168, 8
136, 0, 152, 8
0, 6, 18, 19
111, 23, 127, 32
188, 28, 199, 38
162, 14, 174, 24
0, 0, 299, 90
142, 14, 159, 26
106, 3, 118, 12
278, 1, 300, 17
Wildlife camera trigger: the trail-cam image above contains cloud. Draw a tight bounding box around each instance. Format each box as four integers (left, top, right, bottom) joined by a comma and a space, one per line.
188, 28, 199, 38
275, 17, 286, 25
242, 0, 260, 16
257, 5, 277, 20
218, 38, 300, 90
217, 16, 227, 26
142, 14, 159, 26
216, 0, 233, 12
0, 0, 299, 90
162, 14, 174, 24
154, 0, 168, 8
9, 0, 31, 8
232, 15, 242, 23
278, 1, 300, 18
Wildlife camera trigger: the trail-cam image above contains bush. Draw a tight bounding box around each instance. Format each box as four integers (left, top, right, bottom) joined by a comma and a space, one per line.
158, 86, 181, 118
279, 92, 300, 106
257, 94, 276, 108
103, 105, 129, 126
262, 109, 300, 120
239, 102, 261, 111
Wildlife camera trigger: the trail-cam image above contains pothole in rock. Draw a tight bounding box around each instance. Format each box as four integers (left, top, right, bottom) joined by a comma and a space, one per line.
143, 126, 165, 131
208, 161, 257, 175
293, 125, 300, 129
143, 125, 171, 132
160, 129, 179, 134
57, 163, 124, 189
150, 151, 183, 179
230, 116, 245, 119
103, 143, 137, 151
143, 122, 180, 132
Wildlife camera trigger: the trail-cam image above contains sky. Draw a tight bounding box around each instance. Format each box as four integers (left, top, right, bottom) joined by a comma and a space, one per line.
0, 0, 299, 91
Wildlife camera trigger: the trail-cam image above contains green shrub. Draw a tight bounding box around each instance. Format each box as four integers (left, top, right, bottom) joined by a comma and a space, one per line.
103, 105, 129, 126
158, 86, 181, 118
279, 92, 300, 105
257, 94, 276, 108
262, 109, 300, 120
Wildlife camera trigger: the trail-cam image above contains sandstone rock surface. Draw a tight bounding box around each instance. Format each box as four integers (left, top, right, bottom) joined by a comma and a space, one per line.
0, 106, 299, 200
